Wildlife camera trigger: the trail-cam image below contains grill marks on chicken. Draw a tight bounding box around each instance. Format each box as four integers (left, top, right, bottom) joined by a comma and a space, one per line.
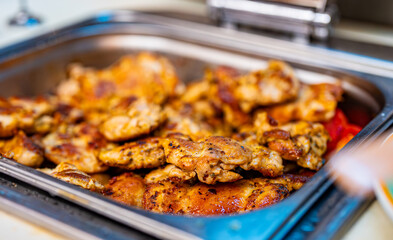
0, 53, 346, 215
99, 137, 165, 170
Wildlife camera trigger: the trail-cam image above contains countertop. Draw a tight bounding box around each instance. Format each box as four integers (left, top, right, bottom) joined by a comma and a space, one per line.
0, 0, 392, 239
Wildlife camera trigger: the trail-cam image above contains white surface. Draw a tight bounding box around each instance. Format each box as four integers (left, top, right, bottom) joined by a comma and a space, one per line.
0, 0, 205, 48
0, 0, 391, 239
344, 201, 393, 240
0, 210, 65, 240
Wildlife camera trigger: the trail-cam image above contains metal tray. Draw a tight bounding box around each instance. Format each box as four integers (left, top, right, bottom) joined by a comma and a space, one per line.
0, 11, 393, 240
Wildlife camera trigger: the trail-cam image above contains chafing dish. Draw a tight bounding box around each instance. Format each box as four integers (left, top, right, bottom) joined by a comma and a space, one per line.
0, 10, 393, 240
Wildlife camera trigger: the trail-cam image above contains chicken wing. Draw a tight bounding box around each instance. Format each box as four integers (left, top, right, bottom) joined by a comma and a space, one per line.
42, 123, 109, 173
47, 162, 104, 192
99, 137, 165, 170
0, 131, 43, 167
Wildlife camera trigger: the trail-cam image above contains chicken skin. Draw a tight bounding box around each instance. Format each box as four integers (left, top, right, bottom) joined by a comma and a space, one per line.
47, 162, 104, 192
99, 137, 165, 170
0, 131, 44, 167
42, 123, 109, 173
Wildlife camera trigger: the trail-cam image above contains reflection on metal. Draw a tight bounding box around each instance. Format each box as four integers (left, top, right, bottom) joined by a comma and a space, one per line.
8, 0, 41, 27
208, 0, 336, 41
267, 0, 328, 10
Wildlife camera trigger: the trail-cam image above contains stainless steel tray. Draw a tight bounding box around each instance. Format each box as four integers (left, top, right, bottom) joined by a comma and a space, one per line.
0, 10, 393, 240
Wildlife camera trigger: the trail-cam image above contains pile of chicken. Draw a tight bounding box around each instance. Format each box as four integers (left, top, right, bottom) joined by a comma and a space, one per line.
0, 52, 344, 215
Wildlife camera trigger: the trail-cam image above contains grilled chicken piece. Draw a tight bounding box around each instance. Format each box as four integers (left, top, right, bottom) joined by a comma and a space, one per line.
42, 123, 109, 173
160, 105, 218, 141
103, 172, 145, 207
235, 61, 300, 112
8, 96, 53, 117
47, 162, 104, 192
99, 99, 165, 141
56, 52, 178, 111
267, 173, 312, 191
267, 83, 343, 123
176, 62, 299, 129
143, 177, 289, 215
255, 112, 330, 170
145, 164, 196, 184
163, 136, 284, 184
239, 135, 284, 177
0, 97, 54, 137
99, 137, 165, 170
105, 172, 311, 215
204, 66, 251, 128
163, 137, 245, 184
0, 131, 43, 167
